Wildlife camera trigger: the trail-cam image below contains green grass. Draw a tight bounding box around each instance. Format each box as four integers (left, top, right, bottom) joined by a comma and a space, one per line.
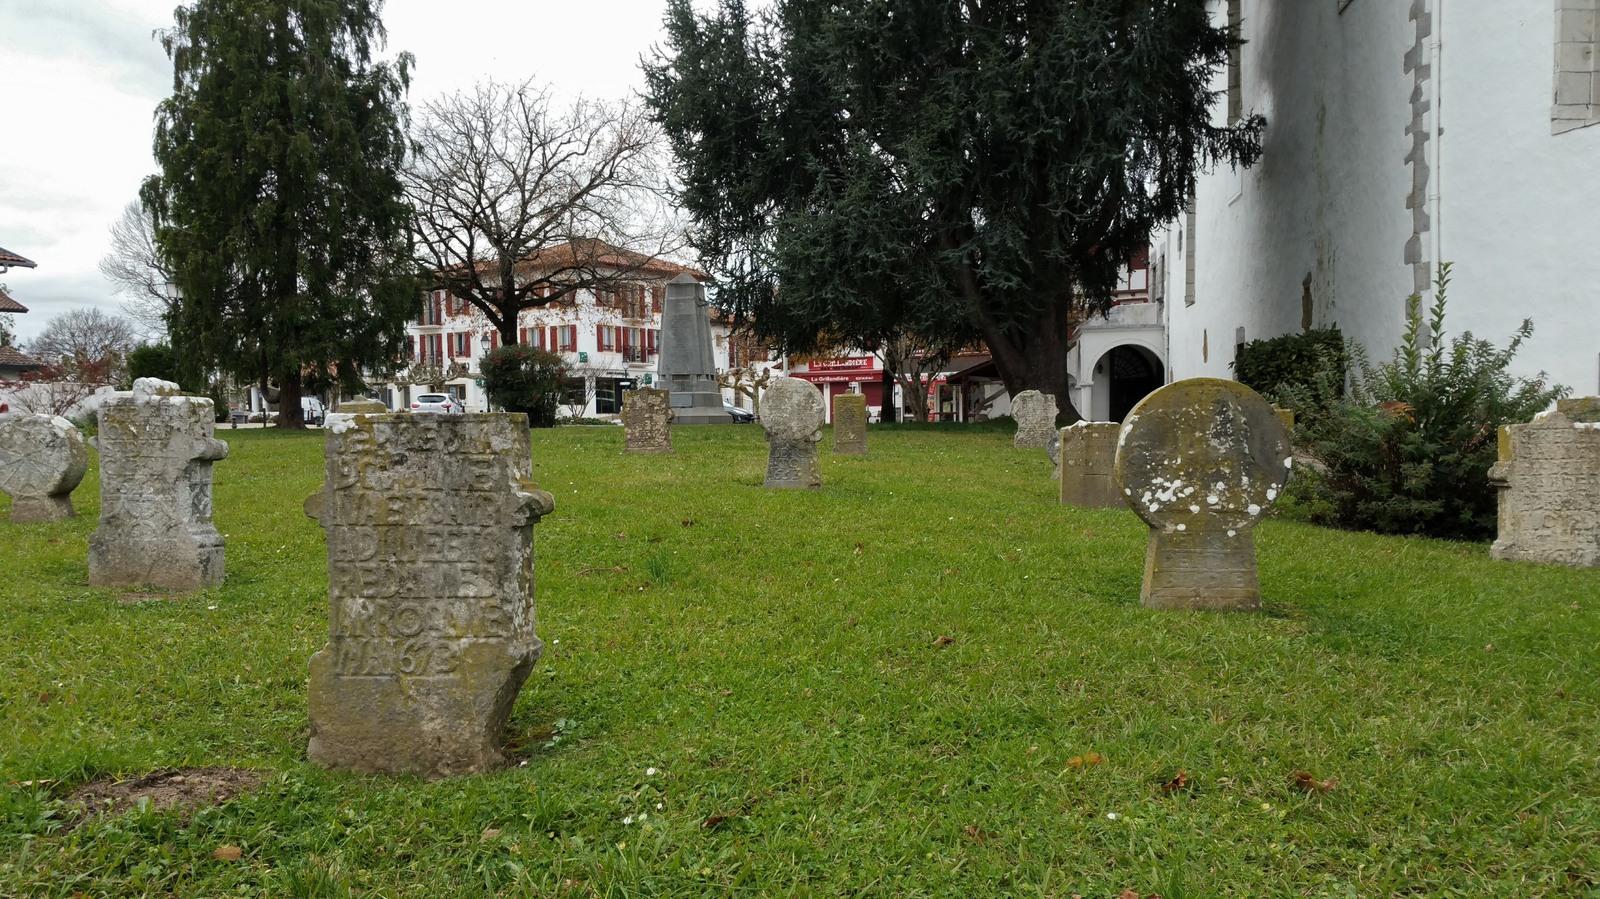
2, 423, 1598, 897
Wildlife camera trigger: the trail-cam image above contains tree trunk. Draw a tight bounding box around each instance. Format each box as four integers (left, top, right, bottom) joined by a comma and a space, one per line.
879, 367, 896, 422
277, 369, 306, 429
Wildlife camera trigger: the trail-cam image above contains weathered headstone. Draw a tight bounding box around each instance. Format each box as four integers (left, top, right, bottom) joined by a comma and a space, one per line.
1114, 378, 1292, 611
340, 399, 388, 414
88, 379, 228, 590
0, 412, 88, 522
1057, 422, 1123, 508
622, 387, 673, 454
1012, 391, 1058, 448
1487, 397, 1600, 568
303, 413, 555, 776
656, 273, 731, 424
832, 393, 868, 455
762, 377, 824, 489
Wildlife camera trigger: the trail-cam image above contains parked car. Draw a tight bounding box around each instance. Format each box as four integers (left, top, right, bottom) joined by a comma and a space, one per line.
725, 402, 755, 424
411, 393, 464, 414
301, 396, 326, 426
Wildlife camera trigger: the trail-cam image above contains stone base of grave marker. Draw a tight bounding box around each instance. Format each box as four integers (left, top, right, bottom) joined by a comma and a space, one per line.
0, 413, 88, 523
832, 394, 868, 455
304, 412, 554, 777
1141, 529, 1263, 611
88, 380, 228, 590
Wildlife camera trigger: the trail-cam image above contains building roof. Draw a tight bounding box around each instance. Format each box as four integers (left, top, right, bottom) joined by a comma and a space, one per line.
0, 246, 37, 270
436, 239, 707, 287
0, 345, 44, 371
0, 289, 25, 313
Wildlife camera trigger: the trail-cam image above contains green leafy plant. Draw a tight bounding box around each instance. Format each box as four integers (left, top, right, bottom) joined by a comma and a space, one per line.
1233, 327, 1346, 409
479, 344, 567, 427
1284, 264, 1565, 540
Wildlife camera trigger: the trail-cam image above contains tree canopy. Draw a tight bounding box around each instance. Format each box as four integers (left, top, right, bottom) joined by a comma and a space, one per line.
142, 0, 417, 427
403, 80, 681, 347
646, 0, 1263, 418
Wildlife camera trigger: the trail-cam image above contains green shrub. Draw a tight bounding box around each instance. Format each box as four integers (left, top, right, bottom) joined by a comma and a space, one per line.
479, 344, 566, 427
1283, 264, 1565, 540
1228, 323, 1344, 396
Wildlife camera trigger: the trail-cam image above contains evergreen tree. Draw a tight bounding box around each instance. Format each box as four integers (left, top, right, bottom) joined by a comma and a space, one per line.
647, 0, 1263, 418
142, 0, 417, 427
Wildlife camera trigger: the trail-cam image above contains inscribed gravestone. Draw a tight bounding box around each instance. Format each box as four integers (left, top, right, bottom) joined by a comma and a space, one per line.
1012, 391, 1058, 448
657, 273, 731, 424
762, 377, 824, 489
832, 393, 868, 455
622, 387, 673, 454
1487, 397, 1600, 568
88, 379, 228, 590
0, 412, 88, 522
1115, 378, 1292, 611
1057, 422, 1123, 508
304, 413, 555, 776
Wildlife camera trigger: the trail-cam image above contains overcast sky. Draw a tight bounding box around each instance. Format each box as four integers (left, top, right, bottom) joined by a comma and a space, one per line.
0, 0, 679, 345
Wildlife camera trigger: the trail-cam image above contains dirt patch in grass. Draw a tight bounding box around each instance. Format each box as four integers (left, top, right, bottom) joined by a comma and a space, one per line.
66, 768, 264, 820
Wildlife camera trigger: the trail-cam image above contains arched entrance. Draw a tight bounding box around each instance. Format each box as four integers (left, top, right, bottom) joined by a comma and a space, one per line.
1098, 345, 1165, 422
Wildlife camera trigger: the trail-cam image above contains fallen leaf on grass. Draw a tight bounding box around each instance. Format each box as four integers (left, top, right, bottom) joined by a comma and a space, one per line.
852, 543, 863, 556
681, 519, 695, 527
932, 635, 955, 647
481, 828, 502, 841
1292, 771, 1338, 793
701, 814, 731, 830
212, 845, 242, 861
1161, 769, 1191, 794
962, 824, 993, 843
1066, 752, 1103, 769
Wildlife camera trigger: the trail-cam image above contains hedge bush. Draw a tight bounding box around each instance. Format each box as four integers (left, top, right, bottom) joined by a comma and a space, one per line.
479, 344, 567, 428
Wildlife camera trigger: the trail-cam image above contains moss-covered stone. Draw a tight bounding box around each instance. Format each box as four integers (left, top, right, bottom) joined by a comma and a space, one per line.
1114, 378, 1292, 611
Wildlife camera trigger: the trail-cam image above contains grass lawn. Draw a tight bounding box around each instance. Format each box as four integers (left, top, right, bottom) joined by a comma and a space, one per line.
2, 421, 1598, 897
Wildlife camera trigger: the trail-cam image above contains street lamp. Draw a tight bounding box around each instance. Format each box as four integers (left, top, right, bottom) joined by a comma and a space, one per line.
479, 332, 493, 412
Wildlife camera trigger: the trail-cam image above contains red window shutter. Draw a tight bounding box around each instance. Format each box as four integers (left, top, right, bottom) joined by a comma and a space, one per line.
651, 285, 663, 314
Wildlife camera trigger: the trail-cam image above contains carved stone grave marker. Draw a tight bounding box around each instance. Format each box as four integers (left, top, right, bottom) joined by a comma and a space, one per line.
303, 413, 555, 776
0, 412, 88, 522
762, 377, 824, 489
622, 387, 674, 454
832, 393, 868, 455
1012, 391, 1058, 448
1488, 397, 1600, 568
1057, 422, 1124, 508
88, 379, 228, 589
1114, 378, 1292, 611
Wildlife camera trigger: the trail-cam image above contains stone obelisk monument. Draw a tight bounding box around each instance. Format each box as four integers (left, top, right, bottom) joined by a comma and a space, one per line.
657, 272, 731, 424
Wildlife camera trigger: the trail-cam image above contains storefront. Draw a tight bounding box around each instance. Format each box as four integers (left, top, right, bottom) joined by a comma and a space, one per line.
787, 356, 885, 422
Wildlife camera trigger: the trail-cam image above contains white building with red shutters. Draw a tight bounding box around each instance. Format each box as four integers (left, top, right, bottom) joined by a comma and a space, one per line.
379, 253, 767, 418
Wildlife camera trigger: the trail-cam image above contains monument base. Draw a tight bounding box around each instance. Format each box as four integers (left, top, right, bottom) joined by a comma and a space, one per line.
1140, 528, 1261, 611
10, 494, 75, 523
88, 535, 225, 591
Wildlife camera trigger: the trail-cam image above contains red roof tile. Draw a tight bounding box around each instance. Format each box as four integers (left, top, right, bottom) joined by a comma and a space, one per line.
0, 246, 37, 269
0, 290, 27, 313
0, 345, 44, 370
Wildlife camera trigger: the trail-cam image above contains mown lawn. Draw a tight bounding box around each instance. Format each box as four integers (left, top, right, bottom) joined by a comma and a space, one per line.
2, 422, 1598, 897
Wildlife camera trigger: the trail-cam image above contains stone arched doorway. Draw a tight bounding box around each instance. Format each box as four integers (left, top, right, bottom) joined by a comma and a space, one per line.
1098, 344, 1165, 422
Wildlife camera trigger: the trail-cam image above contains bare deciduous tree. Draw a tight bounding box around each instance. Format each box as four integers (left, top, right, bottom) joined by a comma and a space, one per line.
28, 308, 139, 385
404, 79, 683, 347
98, 201, 175, 338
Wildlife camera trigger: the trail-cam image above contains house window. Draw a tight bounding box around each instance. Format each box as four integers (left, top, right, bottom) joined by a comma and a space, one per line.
1554, 1, 1600, 133
558, 325, 577, 352
448, 333, 472, 358
421, 291, 443, 325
